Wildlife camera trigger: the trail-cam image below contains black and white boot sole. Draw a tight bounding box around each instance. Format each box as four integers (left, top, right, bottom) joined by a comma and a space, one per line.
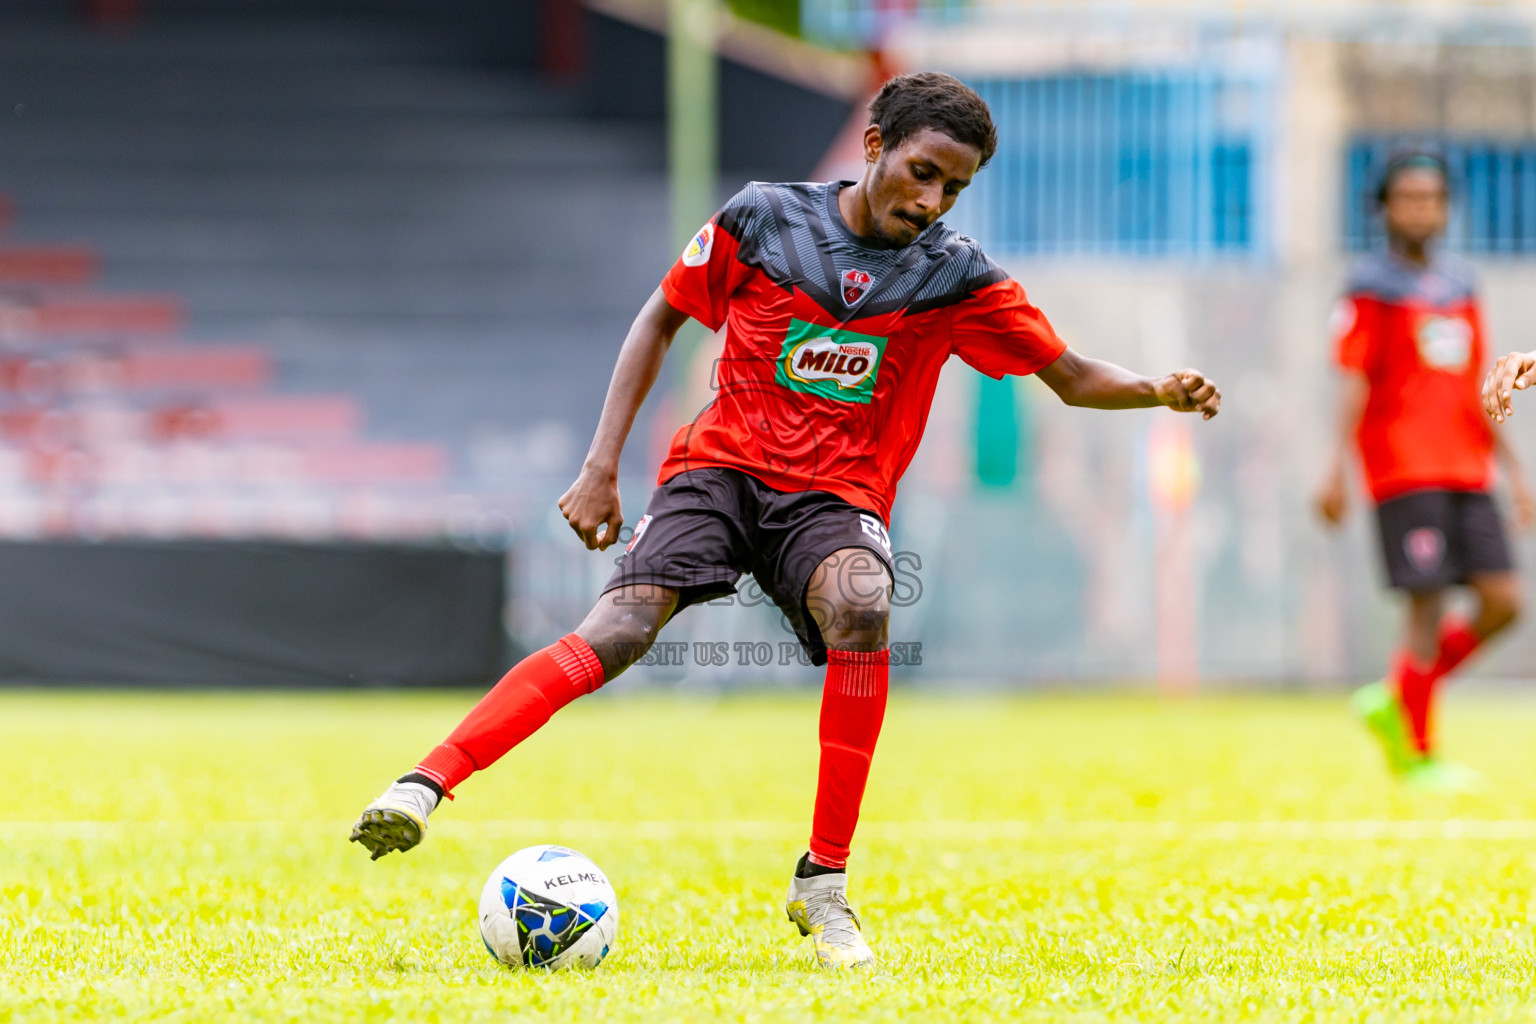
348, 807, 424, 860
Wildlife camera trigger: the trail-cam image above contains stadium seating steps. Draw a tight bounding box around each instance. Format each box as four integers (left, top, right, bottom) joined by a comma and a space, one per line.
0, 13, 669, 543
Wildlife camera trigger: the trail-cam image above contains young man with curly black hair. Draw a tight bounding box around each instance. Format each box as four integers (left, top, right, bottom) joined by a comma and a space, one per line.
350, 71, 1221, 968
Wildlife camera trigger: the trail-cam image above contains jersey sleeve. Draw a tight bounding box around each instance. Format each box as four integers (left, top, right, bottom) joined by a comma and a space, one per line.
1331, 294, 1372, 372
660, 185, 757, 332
949, 276, 1067, 379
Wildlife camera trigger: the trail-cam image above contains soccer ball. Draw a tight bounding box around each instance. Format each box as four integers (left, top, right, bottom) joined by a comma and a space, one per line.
477, 845, 618, 970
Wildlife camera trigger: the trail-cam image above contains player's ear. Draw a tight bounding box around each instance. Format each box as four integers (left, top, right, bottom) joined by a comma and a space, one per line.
862, 124, 883, 166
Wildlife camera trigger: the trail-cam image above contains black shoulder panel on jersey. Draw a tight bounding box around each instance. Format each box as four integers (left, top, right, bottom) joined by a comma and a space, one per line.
731, 181, 1016, 321
903, 236, 1008, 316
717, 182, 791, 291
714, 183, 758, 240
1346, 248, 1477, 305
742, 187, 801, 296
856, 236, 968, 318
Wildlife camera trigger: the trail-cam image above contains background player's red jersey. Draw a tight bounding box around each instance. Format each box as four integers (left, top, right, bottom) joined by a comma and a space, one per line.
660, 181, 1064, 521
1333, 249, 1493, 503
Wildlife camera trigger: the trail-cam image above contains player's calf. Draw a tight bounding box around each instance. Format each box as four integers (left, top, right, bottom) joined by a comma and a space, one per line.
1470, 571, 1522, 639
348, 588, 679, 862
572, 582, 680, 677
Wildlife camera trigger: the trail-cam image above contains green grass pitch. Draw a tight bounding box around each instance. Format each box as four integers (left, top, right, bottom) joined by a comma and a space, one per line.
5, 689, 1536, 1022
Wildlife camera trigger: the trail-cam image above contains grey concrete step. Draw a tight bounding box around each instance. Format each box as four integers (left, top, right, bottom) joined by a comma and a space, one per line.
0, 165, 670, 215
0, 17, 477, 65
2, 68, 568, 117
4, 205, 673, 269
0, 117, 662, 170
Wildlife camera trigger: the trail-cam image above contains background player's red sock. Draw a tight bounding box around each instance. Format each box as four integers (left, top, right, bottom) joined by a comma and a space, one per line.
414, 634, 604, 794
1433, 618, 1481, 679
1394, 650, 1437, 755
807, 648, 889, 871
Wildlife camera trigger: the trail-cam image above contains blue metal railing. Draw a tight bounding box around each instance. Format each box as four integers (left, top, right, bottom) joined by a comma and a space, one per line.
951, 72, 1270, 259
802, 0, 971, 50
1347, 137, 1536, 254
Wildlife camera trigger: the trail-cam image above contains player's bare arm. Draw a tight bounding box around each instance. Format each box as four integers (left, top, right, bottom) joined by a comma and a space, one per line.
557, 287, 690, 550
1484, 350, 1536, 423
1491, 428, 1536, 529
1314, 370, 1369, 527
1034, 347, 1221, 419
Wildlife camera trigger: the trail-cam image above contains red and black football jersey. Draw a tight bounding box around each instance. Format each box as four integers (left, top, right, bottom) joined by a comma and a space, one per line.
660, 180, 1065, 520
1332, 249, 1493, 503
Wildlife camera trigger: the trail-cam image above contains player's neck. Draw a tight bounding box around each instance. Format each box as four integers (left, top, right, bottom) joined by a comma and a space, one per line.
836, 177, 880, 241
1389, 234, 1432, 267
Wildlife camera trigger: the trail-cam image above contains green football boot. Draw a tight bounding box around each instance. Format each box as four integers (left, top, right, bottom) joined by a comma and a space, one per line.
1403, 757, 1486, 794
1350, 680, 1417, 776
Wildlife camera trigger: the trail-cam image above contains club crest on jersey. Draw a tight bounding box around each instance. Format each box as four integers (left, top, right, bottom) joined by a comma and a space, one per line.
775, 319, 889, 405
681, 222, 714, 267
841, 268, 872, 305
1414, 314, 1472, 371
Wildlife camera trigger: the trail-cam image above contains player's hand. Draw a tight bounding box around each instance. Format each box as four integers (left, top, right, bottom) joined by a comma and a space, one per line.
558, 465, 624, 551
1153, 369, 1221, 420
1314, 464, 1348, 528
1484, 350, 1536, 423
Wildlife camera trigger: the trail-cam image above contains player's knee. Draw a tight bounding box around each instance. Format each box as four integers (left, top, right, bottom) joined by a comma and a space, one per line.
575, 585, 677, 678
575, 616, 663, 680
807, 547, 892, 647
579, 619, 660, 673
819, 597, 890, 651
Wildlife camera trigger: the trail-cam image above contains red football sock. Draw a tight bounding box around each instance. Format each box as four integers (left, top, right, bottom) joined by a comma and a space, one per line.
807, 648, 889, 871
1394, 650, 1438, 755
1433, 618, 1482, 679
414, 633, 605, 795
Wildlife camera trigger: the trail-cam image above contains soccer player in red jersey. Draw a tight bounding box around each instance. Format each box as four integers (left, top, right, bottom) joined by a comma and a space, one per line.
350, 73, 1221, 966
1317, 153, 1531, 790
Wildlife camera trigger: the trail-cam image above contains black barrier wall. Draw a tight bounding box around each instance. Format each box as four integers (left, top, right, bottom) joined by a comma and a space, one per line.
0, 541, 506, 687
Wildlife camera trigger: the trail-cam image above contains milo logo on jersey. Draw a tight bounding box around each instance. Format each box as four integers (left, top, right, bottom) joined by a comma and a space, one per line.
1415, 313, 1473, 371
775, 319, 888, 404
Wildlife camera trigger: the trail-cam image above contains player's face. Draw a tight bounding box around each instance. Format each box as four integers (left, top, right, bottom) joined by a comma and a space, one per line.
1382, 169, 1448, 247
865, 127, 982, 246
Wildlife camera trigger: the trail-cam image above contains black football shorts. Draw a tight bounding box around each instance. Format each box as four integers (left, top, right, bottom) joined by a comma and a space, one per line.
602, 467, 895, 665
1375, 488, 1514, 591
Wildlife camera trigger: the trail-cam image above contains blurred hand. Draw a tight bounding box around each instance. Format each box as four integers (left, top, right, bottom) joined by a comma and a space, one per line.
1484, 350, 1536, 423
558, 465, 624, 551
1314, 463, 1349, 528
1154, 369, 1221, 420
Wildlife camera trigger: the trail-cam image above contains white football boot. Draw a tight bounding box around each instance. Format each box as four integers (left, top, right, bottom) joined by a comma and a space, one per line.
785, 865, 876, 968
348, 780, 439, 860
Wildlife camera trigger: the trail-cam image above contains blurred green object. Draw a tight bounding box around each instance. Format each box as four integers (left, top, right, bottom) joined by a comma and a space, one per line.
725, 0, 799, 36
1350, 679, 1416, 775
975, 373, 1018, 488
668, 0, 719, 394
667, 0, 717, 258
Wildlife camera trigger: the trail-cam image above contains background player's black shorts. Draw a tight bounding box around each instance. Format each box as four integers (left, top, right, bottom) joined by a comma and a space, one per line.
602, 467, 895, 666
1375, 488, 1514, 591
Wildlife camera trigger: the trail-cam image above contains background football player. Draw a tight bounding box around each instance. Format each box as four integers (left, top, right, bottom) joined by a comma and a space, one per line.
1317, 153, 1532, 790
